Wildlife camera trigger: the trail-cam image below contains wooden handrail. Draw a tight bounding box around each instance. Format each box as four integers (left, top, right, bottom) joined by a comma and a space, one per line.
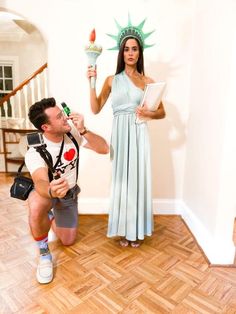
0, 62, 47, 106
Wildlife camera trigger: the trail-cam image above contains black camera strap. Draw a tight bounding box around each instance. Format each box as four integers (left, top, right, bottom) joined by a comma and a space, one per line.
17, 132, 80, 183
44, 132, 79, 182
16, 161, 26, 175
53, 138, 64, 170
45, 138, 64, 181
66, 132, 80, 182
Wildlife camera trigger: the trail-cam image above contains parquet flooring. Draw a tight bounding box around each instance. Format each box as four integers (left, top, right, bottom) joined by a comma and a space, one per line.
0, 173, 236, 313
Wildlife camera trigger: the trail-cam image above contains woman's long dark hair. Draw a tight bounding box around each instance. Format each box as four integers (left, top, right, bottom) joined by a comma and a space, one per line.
115, 37, 145, 75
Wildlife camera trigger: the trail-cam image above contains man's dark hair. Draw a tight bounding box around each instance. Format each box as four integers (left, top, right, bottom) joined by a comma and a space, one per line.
28, 97, 56, 131
115, 37, 145, 75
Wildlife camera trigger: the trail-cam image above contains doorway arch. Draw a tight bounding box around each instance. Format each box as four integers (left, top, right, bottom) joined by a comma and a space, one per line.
0, 9, 47, 90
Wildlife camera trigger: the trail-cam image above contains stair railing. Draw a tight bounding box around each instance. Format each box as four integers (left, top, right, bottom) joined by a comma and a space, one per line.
0, 62, 48, 129
0, 63, 48, 155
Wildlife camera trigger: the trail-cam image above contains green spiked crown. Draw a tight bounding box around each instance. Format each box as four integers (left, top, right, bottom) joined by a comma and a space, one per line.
107, 14, 155, 50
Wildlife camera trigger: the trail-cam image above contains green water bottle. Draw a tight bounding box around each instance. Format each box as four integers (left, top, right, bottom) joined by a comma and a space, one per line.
61, 102, 71, 116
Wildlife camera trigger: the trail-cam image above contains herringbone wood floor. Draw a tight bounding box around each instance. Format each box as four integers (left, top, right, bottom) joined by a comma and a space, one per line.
0, 173, 236, 313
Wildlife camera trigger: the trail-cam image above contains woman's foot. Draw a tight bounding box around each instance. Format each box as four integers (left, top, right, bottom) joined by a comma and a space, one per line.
119, 238, 129, 247
130, 240, 140, 248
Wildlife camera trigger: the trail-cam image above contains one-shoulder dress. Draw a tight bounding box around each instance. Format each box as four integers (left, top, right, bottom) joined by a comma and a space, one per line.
107, 71, 153, 241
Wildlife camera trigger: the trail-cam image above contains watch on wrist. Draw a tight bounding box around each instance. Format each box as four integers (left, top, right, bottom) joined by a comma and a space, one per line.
79, 127, 88, 136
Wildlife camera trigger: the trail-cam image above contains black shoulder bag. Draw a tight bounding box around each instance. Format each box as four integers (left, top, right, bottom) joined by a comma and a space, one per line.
10, 163, 34, 200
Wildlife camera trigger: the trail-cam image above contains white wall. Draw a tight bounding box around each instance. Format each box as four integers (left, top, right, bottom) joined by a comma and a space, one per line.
183, 0, 236, 264
2, 0, 235, 264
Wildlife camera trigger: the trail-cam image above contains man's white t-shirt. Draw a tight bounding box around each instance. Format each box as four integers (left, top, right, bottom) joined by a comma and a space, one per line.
25, 126, 85, 189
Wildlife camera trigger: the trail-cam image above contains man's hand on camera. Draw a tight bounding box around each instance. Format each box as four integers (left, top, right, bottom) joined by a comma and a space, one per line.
49, 177, 69, 198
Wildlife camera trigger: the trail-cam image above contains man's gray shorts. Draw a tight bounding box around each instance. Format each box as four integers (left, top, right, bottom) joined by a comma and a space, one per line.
52, 185, 81, 228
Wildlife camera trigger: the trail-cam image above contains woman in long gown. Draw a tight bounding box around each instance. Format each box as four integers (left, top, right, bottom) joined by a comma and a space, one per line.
87, 36, 165, 247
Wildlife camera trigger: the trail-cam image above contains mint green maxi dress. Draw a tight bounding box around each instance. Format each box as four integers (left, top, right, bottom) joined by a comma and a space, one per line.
107, 71, 153, 241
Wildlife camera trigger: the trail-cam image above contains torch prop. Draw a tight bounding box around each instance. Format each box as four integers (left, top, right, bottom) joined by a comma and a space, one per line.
85, 29, 102, 89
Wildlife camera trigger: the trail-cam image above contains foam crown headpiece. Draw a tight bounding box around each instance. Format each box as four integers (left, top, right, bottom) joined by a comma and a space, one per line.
107, 14, 155, 50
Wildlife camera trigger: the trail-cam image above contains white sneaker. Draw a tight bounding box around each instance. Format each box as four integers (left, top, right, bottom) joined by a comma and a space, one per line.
36, 258, 53, 284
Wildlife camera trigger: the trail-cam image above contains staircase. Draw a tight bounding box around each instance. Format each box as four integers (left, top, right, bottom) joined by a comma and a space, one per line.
0, 63, 48, 129
0, 63, 48, 172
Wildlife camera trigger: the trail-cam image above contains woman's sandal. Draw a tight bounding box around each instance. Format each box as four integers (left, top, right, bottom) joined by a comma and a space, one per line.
119, 238, 129, 247
130, 241, 140, 248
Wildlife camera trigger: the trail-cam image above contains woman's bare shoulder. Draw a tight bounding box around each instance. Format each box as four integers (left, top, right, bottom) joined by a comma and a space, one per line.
105, 75, 114, 87
144, 75, 155, 84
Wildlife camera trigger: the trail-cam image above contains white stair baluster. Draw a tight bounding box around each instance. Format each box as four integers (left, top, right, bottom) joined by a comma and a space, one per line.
23, 84, 29, 122
43, 67, 48, 98
37, 74, 42, 101
30, 78, 36, 105
16, 90, 22, 118
11, 97, 15, 118
3, 101, 9, 123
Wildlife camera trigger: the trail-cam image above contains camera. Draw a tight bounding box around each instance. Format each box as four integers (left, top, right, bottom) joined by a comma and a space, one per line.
26, 132, 60, 179
26, 132, 44, 147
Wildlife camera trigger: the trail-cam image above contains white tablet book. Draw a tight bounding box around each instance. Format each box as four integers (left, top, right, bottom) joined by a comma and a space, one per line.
136, 81, 166, 124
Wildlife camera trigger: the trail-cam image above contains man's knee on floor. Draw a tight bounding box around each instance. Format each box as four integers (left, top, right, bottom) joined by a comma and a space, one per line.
58, 231, 77, 246
60, 237, 76, 246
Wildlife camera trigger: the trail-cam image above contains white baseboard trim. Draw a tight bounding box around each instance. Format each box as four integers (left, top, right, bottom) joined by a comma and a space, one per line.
152, 198, 183, 215
180, 201, 235, 265
78, 197, 235, 265
78, 198, 181, 215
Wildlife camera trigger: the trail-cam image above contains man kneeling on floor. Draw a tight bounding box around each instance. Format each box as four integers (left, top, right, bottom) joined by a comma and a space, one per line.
25, 97, 109, 284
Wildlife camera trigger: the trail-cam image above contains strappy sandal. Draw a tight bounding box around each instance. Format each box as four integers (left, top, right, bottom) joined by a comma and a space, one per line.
130, 241, 140, 248
119, 238, 129, 247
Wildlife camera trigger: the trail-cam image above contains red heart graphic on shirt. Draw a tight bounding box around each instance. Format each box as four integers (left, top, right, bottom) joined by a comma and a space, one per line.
63, 149, 76, 161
